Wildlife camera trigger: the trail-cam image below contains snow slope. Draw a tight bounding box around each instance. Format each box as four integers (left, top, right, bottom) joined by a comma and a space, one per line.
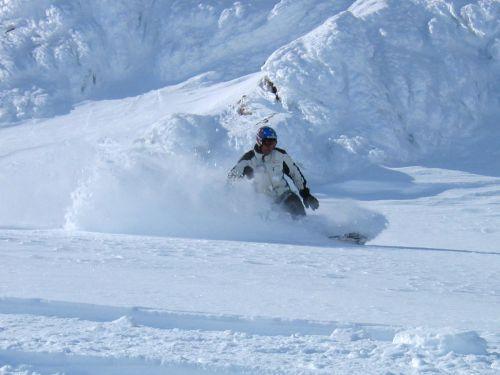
0, 224, 499, 374
0, 73, 499, 372
0, 0, 499, 373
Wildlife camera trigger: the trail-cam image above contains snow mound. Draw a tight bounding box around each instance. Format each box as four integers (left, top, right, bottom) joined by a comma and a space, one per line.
0, 0, 353, 124
262, 0, 500, 165
393, 328, 488, 355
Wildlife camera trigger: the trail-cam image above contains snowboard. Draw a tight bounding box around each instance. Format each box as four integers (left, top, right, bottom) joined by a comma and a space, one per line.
328, 232, 368, 245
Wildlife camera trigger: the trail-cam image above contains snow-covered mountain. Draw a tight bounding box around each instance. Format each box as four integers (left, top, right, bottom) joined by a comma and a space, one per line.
2, 0, 499, 164
0, 1, 499, 374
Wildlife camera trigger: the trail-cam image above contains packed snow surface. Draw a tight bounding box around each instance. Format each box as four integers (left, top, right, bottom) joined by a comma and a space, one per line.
0, 0, 499, 374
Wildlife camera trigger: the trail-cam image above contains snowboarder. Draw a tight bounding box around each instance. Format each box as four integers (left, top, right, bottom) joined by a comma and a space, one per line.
228, 126, 319, 218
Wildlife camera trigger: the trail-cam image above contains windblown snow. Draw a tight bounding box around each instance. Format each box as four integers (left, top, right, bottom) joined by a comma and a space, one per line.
0, 0, 499, 374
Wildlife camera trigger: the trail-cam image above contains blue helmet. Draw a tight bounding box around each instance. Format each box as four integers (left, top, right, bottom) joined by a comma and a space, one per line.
256, 126, 277, 146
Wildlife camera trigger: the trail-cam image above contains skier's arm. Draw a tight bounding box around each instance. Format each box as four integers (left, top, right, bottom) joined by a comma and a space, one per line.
282, 153, 307, 191
282, 153, 319, 210
228, 151, 255, 180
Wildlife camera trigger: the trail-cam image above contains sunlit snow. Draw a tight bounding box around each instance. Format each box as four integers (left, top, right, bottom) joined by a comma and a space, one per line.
0, 0, 499, 374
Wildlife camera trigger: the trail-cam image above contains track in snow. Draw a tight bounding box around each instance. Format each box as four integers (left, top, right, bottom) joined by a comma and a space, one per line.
0, 302, 497, 374
0, 297, 396, 338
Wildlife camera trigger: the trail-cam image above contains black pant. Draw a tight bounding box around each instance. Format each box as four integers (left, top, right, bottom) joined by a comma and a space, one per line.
280, 192, 306, 218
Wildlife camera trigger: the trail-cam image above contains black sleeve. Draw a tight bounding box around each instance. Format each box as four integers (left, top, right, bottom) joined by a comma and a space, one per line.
228, 150, 255, 180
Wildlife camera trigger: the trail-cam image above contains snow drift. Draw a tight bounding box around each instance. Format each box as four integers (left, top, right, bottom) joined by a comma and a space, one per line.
0, 0, 352, 124
393, 329, 488, 356
260, 0, 500, 167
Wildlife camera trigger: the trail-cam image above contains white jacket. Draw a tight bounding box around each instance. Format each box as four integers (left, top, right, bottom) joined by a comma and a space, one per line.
228, 145, 307, 199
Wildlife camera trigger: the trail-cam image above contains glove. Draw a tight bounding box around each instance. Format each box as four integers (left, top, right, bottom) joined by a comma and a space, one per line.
300, 188, 319, 210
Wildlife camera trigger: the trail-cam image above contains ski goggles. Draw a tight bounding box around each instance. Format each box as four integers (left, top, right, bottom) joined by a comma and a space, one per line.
261, 139, 277, 146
